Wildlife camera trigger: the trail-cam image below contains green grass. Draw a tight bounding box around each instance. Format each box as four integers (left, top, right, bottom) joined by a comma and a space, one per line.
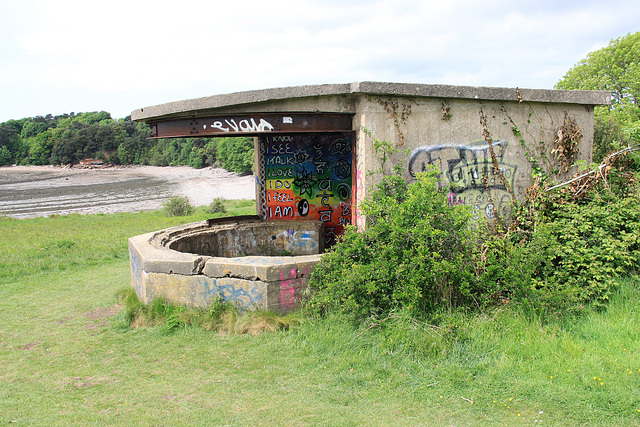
0, 199, 256, 285
1, 203, 640, 425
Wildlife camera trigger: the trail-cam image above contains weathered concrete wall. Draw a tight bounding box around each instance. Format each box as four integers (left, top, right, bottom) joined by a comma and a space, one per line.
353, 95, 596, 223
129, 219, 323, 312
166, 220, 324, 256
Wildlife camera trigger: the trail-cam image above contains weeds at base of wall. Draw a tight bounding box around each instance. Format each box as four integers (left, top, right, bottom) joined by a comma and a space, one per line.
115, 287, 300, 335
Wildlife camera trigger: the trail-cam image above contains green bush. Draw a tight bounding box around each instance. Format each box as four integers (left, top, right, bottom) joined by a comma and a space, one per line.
163, 196, 194, 216
307, 145, 640, 320
207, 197, 227, 214
307, 168, 477, 320
469, 226, 550, 307
535, 191, 640, 310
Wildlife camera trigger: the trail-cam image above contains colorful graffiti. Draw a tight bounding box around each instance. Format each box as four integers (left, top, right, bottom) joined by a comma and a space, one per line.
199, 276, 264, 309
408, 141, 517, 220
278, 266, 311, 311
261, 133, 353, 246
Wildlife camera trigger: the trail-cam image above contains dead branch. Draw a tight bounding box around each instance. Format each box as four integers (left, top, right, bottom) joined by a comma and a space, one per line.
545, 144, 640, 193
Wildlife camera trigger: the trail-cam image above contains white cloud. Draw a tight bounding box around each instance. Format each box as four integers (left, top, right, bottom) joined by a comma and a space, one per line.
0, 0, 639, 121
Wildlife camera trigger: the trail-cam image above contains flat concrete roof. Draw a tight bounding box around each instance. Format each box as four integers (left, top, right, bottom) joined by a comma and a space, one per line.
131, 81, 612, 122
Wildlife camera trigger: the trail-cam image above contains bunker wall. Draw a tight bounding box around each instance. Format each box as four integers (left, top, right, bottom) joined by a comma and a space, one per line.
129, 220, 323, 313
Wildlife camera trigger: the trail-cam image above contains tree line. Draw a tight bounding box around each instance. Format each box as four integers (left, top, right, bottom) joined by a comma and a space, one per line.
0, 111, 254, 174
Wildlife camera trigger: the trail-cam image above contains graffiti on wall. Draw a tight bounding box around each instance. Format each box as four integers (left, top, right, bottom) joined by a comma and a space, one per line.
204, 117, 274, 133
260, 133, 354, 246
278, 265, 311, 311
129, 248, 145, 298
408, 141, 517, 220
199, 276, 264, 309
197, 265, 313, 311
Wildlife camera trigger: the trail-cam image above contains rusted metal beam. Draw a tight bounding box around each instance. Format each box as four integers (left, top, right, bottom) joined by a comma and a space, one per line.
149, 113, 354, 138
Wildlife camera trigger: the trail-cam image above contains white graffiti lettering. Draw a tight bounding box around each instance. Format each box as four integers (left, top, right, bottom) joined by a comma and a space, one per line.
208, 118, 274, 133
266, 156, 294, 166
270, 206, 294, 218
316, 192, 333, 207
271, 135, 294, 142
318, 179, 332, 192
270, 143, 294, 155
272, 192, 294, 203
319, 209, 332, 223
272, 180, 291, 189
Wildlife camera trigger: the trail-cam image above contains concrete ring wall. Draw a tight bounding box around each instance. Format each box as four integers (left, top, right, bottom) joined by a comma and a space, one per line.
128, 218, 324, 313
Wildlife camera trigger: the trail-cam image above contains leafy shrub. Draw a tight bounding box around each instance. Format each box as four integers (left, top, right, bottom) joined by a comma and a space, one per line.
307, 168, 477, 320
534, 191, 640, 310
468, 226, 553, 309
207, 197, 226, 214
163, 196, 194, 216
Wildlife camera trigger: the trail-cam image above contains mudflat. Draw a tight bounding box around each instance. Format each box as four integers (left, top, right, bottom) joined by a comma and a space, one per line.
0, 165, 256, 219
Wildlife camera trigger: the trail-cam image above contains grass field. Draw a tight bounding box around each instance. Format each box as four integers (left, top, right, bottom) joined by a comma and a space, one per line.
1, 204, 640, 426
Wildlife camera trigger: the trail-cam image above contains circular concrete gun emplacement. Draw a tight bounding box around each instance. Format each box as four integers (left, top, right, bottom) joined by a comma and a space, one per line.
128, 216, 324, 313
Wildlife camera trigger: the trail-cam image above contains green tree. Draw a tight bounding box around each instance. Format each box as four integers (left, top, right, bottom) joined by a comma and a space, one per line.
0, 123, 21, 165
20, 121, 48, 139
556, 32, 640, 161
216, 137, 254, 174
27, 131, 54, 165
77, 111, 112, 126
0, 145, 12, 166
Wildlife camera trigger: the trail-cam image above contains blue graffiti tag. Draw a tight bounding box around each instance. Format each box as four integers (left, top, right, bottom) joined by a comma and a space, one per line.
198, 276, 264, 308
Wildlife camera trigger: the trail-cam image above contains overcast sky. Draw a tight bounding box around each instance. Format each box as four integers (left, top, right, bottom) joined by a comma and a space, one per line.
0, 0, 638, 122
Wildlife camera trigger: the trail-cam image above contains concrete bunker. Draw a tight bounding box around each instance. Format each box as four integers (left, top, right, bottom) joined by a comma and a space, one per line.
129, 216, 324, 313
129, 81, 610, 312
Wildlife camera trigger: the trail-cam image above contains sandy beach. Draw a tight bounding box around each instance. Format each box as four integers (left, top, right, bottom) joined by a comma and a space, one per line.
0, 165, 256, 219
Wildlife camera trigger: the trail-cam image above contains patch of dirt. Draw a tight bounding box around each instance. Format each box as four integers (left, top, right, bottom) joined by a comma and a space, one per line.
84, 304, 122, 332
65, 375, 119, 389
84, 304, 122, 320
17, 341, 41, 351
